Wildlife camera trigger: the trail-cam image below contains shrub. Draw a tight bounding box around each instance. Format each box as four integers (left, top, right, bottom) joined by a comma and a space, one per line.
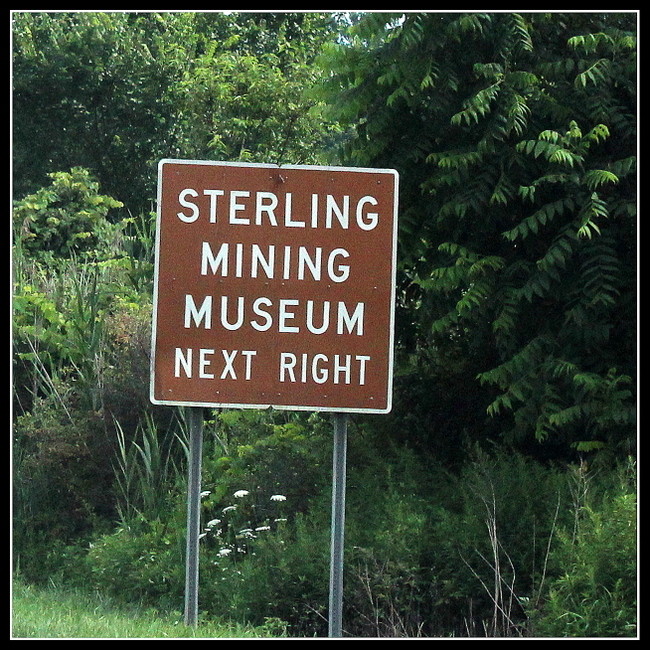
530, 462, 637, 637
81, 484, 329, 633
340, 436, 440, 637
199, 507, 329, 635
85, 517, 186, 610
423, 447, 572, 636
13, 167, 123, 263
13, 393, 117, 583
76, 414, 332, 631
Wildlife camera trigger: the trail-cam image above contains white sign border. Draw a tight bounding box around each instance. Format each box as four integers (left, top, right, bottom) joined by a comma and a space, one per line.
150, 159, 399, 414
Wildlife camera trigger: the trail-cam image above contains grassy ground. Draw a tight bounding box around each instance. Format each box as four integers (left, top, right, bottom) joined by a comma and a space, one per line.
11, 579, 285, 639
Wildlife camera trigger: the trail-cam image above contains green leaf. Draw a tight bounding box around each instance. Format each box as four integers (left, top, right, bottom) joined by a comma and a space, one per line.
582, 169, 618, 189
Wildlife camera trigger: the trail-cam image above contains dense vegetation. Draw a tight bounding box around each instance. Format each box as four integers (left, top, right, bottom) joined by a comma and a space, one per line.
12, 12, 637, 637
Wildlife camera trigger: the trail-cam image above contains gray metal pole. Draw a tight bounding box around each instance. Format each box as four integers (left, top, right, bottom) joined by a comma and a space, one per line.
184, 407, 204, 627
328, 413, 348, 638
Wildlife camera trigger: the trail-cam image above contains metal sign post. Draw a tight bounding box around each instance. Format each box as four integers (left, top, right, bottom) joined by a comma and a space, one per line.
328, 413, 348, 637
184, 407, 204, 627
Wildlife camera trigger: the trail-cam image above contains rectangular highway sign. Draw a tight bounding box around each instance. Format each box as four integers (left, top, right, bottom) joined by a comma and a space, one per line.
150, 159, 398, 413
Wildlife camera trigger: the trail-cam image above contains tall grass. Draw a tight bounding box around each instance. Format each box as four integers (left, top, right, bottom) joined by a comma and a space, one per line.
113, 412, 189, 525
12, 579, 285, 638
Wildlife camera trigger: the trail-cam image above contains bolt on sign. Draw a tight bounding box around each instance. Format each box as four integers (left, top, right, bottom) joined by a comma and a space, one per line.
150, 160, 399, 413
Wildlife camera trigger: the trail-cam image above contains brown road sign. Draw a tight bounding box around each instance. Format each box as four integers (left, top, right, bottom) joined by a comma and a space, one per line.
150, 159, 399, 413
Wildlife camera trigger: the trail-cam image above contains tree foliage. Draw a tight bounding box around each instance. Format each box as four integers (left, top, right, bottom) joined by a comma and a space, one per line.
13, 167, 123, 262
13, 12, 177, 212
12, 11, 340, 216
320, 12, 636, 456
174, 15, 341, 166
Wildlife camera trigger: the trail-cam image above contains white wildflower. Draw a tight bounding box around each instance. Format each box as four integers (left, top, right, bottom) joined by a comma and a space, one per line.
255, 525, 271, 532
206, 518, 221, 528
200, 491, 211, 499
218, 548, 232, 556
222, 505, 237, 514
270, 494, 286, 502
233, 489, 249, 498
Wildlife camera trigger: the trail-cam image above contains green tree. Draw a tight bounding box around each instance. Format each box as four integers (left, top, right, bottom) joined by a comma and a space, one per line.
12, 12, 181, 213
173, 13, 341, 165
320, 12, 636, 458
12, 12, 342, 217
